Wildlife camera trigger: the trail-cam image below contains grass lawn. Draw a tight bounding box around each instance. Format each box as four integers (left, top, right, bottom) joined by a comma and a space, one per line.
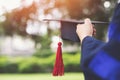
0, 73, 84, 80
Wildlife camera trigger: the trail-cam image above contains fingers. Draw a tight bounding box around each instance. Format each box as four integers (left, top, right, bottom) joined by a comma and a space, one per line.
84, 18, 92, 25
77, 18, 91, 27
84, 18, 96, 36
92, 26, 96, 36
76, 18, 96, 42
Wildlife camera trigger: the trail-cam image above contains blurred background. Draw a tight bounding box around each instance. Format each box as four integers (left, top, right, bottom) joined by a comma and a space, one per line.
0, 0, 116, 80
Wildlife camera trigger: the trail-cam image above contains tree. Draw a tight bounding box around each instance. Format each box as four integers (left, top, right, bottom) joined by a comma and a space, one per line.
1, 2, 37, 36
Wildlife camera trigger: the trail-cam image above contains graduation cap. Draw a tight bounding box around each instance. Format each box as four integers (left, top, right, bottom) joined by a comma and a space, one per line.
43, 19, 108, 42
43, 19, 108, 76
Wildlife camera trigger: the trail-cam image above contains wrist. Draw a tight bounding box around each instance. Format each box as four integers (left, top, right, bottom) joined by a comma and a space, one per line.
80, 35, 92, 43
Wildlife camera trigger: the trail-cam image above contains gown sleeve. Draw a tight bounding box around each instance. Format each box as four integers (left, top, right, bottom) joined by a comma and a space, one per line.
80, 36, 105, 80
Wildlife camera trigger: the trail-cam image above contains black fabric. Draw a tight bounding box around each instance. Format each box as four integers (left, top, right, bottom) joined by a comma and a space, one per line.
60, 21, 80, 42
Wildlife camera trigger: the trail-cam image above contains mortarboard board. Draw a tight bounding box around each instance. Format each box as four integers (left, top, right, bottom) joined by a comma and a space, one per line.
43, 19, 108, 42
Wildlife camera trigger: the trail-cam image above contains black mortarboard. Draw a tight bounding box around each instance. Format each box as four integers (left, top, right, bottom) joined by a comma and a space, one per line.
43, 19, 108, 42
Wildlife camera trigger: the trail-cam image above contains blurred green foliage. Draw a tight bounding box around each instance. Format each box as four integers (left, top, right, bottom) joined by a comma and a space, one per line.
33, 48, 53, 57
0, 52, 81, 73
0, 57, 18, 73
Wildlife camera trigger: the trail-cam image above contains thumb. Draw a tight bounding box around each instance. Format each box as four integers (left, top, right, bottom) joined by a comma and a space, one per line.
84, 18, 91, 25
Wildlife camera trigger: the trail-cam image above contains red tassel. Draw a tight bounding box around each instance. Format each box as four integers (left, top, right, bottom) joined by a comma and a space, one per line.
52, 42, 64, 76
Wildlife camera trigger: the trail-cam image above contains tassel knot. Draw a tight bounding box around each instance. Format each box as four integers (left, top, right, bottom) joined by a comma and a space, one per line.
58, 42, 62, 46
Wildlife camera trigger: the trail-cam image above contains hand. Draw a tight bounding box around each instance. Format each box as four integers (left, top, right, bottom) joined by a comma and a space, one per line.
76, 18, 96, 43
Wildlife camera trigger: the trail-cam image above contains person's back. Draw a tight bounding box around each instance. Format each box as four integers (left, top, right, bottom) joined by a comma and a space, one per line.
76, 1, 120, 80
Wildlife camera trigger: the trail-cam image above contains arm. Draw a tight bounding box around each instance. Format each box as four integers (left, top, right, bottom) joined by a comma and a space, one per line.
76, 18, 105, 68
76, 18, 106, 80
76, 18, 94, 43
